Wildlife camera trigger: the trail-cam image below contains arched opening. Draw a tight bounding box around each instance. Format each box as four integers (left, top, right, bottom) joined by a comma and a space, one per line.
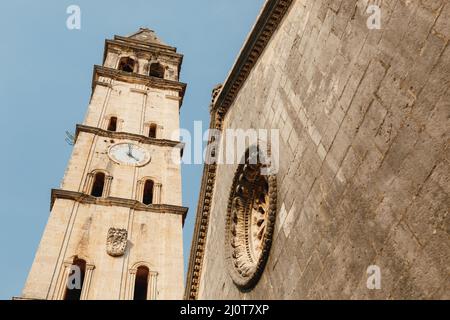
133, 266, 149, 300
149, 123, 157, 138
91, 172, 106, 197
64, 257, 86, 300
107, 116, 118, 131
142, 180, 154, 205
149, 62, 165, 78
118, 57, 136, 73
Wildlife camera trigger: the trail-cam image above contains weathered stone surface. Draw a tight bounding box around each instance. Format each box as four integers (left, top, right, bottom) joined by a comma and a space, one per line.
196, 0, 449, 299
21, 29, 185, 300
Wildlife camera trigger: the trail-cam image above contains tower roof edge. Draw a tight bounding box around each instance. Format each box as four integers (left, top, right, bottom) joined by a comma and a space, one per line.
124, 28, 168, 46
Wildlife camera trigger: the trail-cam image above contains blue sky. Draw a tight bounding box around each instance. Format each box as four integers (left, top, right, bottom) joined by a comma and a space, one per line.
0, 0, 264, 299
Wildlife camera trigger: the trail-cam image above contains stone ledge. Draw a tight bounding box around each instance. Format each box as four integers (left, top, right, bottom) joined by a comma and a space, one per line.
211, 0, 292, 119
75, 124, 184, 155
50, 189, 188, 224
11, 296, 44, 300
92, 65, 187, 107
108, 37, 181, 56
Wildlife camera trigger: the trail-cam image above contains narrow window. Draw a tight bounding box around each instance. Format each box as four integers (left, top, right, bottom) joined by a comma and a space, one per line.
149, 63, 164, 78
142, 180, 154, 205
91, 172, 105, 197
118, 57, 135, 73
149, 123, 157, 138
133, 266, 149, 300
64, 258, 86, 300
107, 116, 117, 131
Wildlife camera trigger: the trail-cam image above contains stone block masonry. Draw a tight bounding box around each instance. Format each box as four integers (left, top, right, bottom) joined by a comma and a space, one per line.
188, 0, 449, 299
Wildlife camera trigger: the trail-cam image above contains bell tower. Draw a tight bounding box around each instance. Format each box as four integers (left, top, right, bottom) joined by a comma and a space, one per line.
20, 28, 187, 300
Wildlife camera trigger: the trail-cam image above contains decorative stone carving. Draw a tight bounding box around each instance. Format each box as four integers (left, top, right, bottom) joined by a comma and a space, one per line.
211, 84, 223, 104
225, 147, 277, 290
106, 228, 128, 257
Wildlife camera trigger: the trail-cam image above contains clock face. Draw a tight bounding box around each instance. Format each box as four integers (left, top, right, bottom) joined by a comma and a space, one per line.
108, 143, 151, 166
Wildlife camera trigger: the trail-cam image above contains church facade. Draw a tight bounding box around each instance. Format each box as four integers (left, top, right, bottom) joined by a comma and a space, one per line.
186, 0, 449, 299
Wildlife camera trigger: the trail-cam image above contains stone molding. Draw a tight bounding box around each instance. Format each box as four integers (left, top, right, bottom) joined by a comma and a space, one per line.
50, 189, 188, 223
107, 37, 182, 58
211, 0, 292, 120
225, 162, 277, 290
92, 65, 187, 106
185, 0, 293, 300
126, 263, 158, 300
56, 260, 95, 300
136, 178, 162, 204
75, 124, 184, 152
82, 169, 113, 197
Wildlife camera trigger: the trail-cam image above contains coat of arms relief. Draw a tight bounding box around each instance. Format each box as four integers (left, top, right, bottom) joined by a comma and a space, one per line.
106, 228, 128, 257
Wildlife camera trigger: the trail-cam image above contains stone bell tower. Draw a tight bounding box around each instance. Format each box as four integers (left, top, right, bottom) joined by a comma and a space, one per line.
19, 28, 187, 300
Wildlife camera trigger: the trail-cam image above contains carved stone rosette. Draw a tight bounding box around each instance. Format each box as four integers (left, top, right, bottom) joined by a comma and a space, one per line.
106, 228, 128, 257
225, 148, 277, 290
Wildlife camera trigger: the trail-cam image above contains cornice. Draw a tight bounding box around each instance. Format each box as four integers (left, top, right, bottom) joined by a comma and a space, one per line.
211, 0, 292, 120
103, 38, 184, 84
75, 124, 185, 152
103, 39, 183, 74
92, 65, 187, 107
113, 36, 179, 53
184, 0, 293, 300
51, 189, 188, 224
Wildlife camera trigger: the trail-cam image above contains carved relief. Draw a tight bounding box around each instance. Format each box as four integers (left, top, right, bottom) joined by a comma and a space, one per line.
211, 84, 223, 105
225, 147, 277, 290
106, 228, 128, 257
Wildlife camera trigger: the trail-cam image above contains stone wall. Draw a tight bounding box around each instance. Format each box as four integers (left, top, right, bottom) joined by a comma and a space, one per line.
22, 199, 184, 300
197, 0, 449, 299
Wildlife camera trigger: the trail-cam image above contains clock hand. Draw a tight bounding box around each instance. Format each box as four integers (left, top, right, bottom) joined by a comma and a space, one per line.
127, 144, 140, 161
127, 144, 138, 160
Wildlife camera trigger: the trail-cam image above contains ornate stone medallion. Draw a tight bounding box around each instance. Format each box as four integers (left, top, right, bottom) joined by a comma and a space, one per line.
106, 227, 128, 257
225, 148, 277, 290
